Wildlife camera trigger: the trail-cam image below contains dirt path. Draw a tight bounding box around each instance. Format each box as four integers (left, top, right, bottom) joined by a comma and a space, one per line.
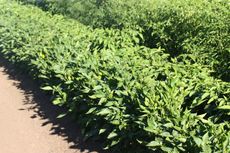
0, 58, 106, 153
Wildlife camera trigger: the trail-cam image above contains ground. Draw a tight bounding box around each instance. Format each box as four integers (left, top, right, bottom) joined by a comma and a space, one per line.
0, 58, 106, 153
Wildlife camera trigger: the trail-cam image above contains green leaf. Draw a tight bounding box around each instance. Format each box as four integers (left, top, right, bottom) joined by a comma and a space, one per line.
110, 139, 120, 147
82, 87, 90, 93
147, 141, 161, 147
111, 120, 120, 125
107, 132, 118, 139
41, 86, 53, 91
193, 136, 202, 147
93, 85, 103, 91
201, 93, 209, 100
57, 113, 67, 118
65, 80, 73, 84
53, 98, 62, 105
89, 92, 105, 99
189, 91, 196, 97
217, 105, 230, 110
86, 107, 97, 114
163, 123, 174, 128
161, 132, 173, 138
99, 128, 107, 135
161, 146, 173, 152
97, 108, 111, 116
178, 137, 186, 143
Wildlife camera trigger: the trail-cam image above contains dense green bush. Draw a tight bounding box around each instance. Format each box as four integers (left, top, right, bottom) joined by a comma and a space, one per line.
1, 1, 230, 152
19, 0, 230, 81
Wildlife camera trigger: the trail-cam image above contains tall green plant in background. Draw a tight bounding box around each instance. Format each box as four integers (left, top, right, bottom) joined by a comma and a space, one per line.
19, 0, 230, 81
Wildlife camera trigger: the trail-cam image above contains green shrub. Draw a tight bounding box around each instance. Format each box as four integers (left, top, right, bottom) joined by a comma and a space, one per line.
19, 0, 230, 81
0, 1, 230, 152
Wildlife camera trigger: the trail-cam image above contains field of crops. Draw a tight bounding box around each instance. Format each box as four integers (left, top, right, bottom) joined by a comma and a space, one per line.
0, 0, 229, 152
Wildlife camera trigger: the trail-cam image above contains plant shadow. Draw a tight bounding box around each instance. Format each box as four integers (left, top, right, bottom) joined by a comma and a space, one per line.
0, 56, 108, 153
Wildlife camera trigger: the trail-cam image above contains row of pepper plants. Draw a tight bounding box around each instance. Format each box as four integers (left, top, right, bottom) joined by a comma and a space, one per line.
0, 0, 229, 152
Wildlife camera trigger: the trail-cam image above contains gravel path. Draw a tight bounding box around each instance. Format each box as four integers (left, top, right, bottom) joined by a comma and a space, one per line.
0, 58, 105, 153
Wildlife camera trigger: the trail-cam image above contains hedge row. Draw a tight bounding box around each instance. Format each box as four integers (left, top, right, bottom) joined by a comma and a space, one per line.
20, 0, 230, 81
1, 1, 230, 152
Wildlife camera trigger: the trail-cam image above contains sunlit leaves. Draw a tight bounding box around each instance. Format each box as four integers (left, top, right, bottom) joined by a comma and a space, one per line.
0, 1, 229, 153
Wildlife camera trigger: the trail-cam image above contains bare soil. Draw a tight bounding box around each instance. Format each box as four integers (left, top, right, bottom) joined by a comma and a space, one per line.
0, 57, 107, 153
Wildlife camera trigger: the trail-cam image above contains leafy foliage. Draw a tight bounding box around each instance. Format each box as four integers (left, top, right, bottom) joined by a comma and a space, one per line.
0, 0, 230, 152
19, 0, 230, 81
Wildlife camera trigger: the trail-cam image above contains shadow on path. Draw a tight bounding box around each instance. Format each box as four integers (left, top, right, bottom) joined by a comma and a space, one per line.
0, 56, 108, 153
